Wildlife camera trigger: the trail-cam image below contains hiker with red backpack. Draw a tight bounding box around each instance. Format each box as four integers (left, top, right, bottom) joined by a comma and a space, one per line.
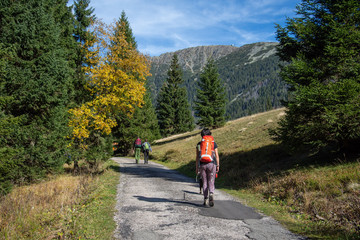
196, 128, 220, 207
133, 137, 142, 164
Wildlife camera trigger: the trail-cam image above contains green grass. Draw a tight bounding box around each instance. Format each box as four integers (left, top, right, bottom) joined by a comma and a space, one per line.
64, 160, 120, 239
151, 108, 360, 240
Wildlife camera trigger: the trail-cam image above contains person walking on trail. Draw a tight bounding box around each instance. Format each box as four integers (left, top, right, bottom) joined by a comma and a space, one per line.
196, 128, 220, 207
142, 139, 152, 164
133, 137, 142, 164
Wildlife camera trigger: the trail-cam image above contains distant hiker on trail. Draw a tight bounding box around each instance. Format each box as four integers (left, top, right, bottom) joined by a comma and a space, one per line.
133, 137, 142, 164
196, 128, 220, 207
142, 139, 152, 164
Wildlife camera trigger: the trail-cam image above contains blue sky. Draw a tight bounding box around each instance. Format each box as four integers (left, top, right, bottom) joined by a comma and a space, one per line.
69, 0, 301, 56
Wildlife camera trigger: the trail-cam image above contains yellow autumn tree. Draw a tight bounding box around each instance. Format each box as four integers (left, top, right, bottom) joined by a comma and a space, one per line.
68, 20, 151, 147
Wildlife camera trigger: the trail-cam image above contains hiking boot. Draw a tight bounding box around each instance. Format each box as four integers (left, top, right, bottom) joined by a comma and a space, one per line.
209, 193, 214, 207
203, 198, 208, 206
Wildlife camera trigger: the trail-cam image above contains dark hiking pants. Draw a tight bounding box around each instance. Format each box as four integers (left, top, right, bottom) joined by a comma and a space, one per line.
144, 150, 149, 164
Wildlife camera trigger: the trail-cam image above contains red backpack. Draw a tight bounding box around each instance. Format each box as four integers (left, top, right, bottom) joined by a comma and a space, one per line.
200, 135, 214, 163
135, 138, 141, 148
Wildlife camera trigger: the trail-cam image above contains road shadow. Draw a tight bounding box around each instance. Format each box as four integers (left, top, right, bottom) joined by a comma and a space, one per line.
109, 164, 121, 172
134, 195, 262, 220
110, 159, 196, 184
183, 190, 200, 195
134, 195, 202, 207
198, 200, 263, 220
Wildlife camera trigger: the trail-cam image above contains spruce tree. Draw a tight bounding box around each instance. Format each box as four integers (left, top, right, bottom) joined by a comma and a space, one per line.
73, 0, 96, 49
194, 58, 226, 128
114, 89, 161, 155
156, 54, 194, 136
73, 0, 96, 104
52, 0, 77, 70
0, 0, 74, 193
272, 0, 360, 152
115, 10, 137, 49
156, 82, 176, 136
64, 0, 97, 170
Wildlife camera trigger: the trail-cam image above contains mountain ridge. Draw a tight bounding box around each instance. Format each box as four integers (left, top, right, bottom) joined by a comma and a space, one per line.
150, 45, 239, 73
147, 42, 287, 120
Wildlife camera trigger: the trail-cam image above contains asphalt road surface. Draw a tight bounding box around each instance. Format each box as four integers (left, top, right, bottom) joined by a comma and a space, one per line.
112, 157, 305, 240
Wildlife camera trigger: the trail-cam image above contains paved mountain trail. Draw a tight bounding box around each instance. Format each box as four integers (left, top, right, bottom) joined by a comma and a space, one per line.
112, 157, 305, 240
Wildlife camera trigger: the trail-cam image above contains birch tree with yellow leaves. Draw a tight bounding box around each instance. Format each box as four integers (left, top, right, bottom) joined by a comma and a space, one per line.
68, 19, 151, 154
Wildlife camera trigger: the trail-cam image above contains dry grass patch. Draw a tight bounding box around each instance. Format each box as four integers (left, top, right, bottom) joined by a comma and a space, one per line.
0, 175, 92, 239
152, 108, 285, 165
256, 162, 360, 237
0, 160, 120, 240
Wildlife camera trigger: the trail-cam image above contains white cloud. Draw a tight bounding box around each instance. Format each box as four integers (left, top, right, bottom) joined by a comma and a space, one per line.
69, 0, 300, 55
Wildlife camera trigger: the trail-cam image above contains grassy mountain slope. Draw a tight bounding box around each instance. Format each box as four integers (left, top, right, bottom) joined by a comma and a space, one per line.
151, 108, 360, 239
147, 42, 287, 120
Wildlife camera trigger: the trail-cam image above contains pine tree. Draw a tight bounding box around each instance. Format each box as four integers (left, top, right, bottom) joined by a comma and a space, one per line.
63, 0, 97, 170
73, 0, 95, 43
73, 0, 96, 105
156, 82, 176, 136
272, 0, 360, 152
114, 88, 161, 155
115, 10, 137, 49
0, 0, 74, 193
156, 54, 194, 136
110, 11, 160, 154
52, 0, 77, 70
194, 58, 226, 128
139, 90, 161, 141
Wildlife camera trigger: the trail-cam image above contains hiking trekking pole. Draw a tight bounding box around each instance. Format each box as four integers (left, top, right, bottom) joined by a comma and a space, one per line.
196, 173, 200, 182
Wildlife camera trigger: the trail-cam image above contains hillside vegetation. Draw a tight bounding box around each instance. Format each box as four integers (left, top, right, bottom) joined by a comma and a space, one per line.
151, 108, 360, 239
0, 161, 119, 239
147, 42, 287, 120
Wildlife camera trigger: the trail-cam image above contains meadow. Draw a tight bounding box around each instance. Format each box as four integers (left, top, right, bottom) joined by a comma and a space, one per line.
151, 108, 360, 239
1, 108, 359, 239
